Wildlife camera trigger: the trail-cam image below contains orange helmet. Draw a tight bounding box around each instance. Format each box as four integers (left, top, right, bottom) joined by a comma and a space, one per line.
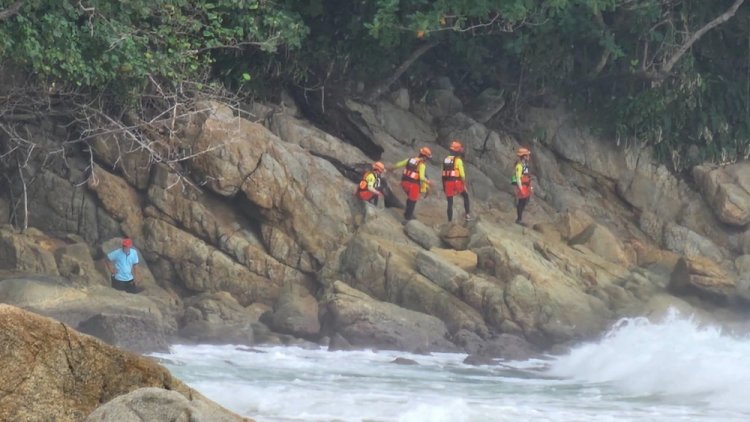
419, 146, 432, 158
372, 161, 385, 173
516, 147, 531, 157
449, 140, 464, 153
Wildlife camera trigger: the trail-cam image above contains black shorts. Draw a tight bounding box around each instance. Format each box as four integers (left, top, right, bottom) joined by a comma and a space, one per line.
111, 276, 139, 294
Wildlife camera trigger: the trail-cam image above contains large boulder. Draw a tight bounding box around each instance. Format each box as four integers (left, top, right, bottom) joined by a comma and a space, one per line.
439, 223, 471, 250
0, 305, 247, 422
527, 107, 628, 180
0, 275, 178, 342
187, 101, 355, 272
178, 291, 256, 345
466, 88, 506, 124
78, 313, 170, 353
375, 101, 436, 146
669, 256, 736, 304
415, 249, 470, 294
694, 163, 750, 226
430, 247, 477, 272
663, 223, 724, 261
266, 283, 321, 338
471, 221, 617, 345
86, 387, 251, 422
320, 281, 455, 352
404, 220, 441, 250
26, 171, 120, 244
335, 232, 489, 337
143, 218, 283, 306
54, 242, 105, 286
0, 227, 59, 275
474, 333, 540, 361
90, 132, 153, 190
269, 112, 370, 164
87, 165, 145, 242
147, 164, 308, 290
568, 223, 632, 267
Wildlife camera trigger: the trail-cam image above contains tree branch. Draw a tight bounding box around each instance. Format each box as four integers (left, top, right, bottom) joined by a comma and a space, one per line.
661, 0, 746, 75
367, 40, 440, 102
588, 10, 612, 79
0, 0, 23, 22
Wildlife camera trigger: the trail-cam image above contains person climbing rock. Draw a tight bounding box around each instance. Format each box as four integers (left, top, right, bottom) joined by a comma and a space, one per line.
512, 147, 532, 225
393, 146, 432, 221
356, 161, 386, 206
105, 238, 141, 294
442, 140, 472, 222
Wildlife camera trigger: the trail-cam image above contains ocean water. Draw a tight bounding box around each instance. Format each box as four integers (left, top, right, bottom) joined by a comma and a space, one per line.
151, 311, 750, 422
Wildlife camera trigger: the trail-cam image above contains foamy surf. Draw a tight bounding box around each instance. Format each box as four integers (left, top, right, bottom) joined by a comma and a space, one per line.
151, 310, 750, 422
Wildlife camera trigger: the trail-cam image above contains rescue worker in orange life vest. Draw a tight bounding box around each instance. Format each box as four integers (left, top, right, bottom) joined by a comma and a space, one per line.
442, 140, 472, 222
356, 161, 386, 205
512, 147, 532, 225
393, 146, 432, 220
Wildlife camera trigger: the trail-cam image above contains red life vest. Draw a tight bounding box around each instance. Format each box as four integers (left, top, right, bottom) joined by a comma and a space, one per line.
442, 156, 461, 181
401, 157, 423, 183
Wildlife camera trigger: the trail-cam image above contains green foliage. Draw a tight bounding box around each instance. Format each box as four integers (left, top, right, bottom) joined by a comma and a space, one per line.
1, 0, 749, 169
0, 0, 307, 101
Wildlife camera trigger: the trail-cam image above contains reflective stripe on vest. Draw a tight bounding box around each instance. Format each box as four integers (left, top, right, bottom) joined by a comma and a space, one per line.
442, 156, 460, 181
402, 158, 422, 183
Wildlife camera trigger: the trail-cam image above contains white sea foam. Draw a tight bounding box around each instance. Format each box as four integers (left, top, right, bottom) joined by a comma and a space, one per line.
151, 310, 750, 422
546, 309, 750, 413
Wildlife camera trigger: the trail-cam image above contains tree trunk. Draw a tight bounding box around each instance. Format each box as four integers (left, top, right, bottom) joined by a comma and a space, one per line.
367, 40, 440, 102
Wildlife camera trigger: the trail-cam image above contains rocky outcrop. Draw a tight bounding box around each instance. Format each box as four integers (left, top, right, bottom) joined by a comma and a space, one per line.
694, 163, 750, 226
265, 283, 321, 338
0, 227, 59, 275
178, 292, 258, 346
4, 82, 750, 359
0, 305, 248, 422
320, 281, 454, 352
0, 275, 177, 352
86, 387, 251, 422
187, 102, 355, 272
78, 313, 170, 353
669, 256, 736, 304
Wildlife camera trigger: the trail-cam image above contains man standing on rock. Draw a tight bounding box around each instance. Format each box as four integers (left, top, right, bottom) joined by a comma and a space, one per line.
442, 140, 472, 222
105, 238, 141, 294
512, 147, 532, 225
393, 146, 432, 221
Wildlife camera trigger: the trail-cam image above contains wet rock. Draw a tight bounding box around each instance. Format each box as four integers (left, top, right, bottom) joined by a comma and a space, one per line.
78, 313, 170, 354
85, 387, 250, 422
404, 220, 441, 250
391, 357, 418, 365
0, 305, 244, 422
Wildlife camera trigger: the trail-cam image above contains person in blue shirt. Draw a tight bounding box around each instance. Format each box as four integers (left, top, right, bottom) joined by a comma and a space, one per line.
105, 238, 141, 294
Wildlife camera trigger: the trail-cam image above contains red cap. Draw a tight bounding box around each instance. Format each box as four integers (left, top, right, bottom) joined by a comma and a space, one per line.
122, 238, 133, 247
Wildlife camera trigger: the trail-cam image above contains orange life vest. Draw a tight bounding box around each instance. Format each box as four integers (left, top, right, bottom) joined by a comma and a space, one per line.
401, 157, 423, 183
442, 156, 460, 181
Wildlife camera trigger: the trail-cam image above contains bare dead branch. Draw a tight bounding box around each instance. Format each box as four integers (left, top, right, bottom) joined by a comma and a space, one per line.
658, 0, 745, 77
